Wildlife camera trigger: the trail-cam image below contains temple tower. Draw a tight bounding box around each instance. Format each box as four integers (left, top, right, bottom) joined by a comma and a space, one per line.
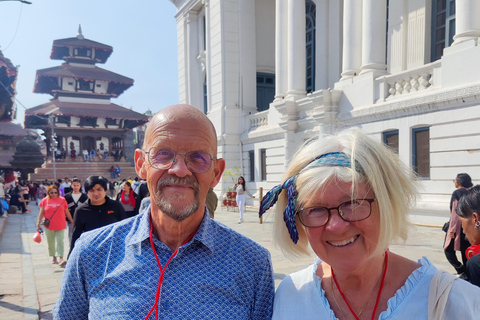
25, 27, 148, 181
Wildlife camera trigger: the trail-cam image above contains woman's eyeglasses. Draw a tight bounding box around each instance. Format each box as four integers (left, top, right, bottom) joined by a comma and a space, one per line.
144, 147, 216, 174
49, 192, 58, 194
297, 198, 377, 228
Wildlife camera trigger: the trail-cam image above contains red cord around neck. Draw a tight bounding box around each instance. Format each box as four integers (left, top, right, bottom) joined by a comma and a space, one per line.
144, 218, 199, 320
331, 251, 389, 320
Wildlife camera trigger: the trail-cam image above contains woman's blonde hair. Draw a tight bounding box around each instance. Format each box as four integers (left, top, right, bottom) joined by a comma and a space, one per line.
273, 128, 419, 258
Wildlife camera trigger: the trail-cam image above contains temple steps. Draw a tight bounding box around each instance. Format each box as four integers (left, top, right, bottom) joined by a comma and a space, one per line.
29, 159, 138, 182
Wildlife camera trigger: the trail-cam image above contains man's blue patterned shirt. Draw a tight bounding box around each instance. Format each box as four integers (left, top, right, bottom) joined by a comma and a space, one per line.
53, 208, 275, 319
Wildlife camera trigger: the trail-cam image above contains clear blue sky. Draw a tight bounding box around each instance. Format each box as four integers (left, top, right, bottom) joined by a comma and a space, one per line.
0, 0, 179, 126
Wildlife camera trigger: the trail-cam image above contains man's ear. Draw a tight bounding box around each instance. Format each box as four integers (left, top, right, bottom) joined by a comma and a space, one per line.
134, 149, 147, 179
211, 158, 225, 188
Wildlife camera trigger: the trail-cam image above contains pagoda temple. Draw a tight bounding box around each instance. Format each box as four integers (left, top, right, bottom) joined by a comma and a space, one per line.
25, 27, 148, 176
0, 50, 28, 174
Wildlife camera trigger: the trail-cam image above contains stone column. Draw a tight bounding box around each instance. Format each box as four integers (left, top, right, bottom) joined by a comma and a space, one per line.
360, 0, 387, 75
341, 0, 363, 79
186, 11, 201, 107
286, 0, 306, 97
452, 0, 480, 46
275, 0, 287, 100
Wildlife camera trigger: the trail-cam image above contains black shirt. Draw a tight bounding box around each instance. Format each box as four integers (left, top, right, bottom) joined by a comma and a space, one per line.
70, 197, 126, 255
64, 192, 88, 220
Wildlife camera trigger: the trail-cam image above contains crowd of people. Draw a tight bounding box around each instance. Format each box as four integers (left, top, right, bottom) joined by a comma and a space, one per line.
0, 174, 150, 268
2, 104, 480, 319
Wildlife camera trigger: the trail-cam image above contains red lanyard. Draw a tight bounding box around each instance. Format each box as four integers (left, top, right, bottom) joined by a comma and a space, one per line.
144, 219, 198, 320
331, 251, 389, 320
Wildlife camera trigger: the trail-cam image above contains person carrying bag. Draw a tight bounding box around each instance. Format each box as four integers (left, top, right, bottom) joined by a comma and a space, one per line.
36, 185, 73, 266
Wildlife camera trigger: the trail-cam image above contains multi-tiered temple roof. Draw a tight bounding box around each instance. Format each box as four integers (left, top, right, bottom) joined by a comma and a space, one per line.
26, 26, 147, 130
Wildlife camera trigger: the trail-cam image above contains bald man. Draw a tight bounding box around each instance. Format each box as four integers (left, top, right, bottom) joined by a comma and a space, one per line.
54, 105, 274, 319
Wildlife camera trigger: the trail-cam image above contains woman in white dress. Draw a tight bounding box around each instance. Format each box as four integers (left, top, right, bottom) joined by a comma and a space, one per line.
259, 128, 480, 319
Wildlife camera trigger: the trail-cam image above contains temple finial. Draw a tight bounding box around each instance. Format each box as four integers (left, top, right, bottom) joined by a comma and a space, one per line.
77, 24, 84, 40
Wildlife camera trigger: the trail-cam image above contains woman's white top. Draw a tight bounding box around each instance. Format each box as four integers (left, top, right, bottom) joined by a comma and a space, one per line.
235, 185, 253, 197
273, 257, 480, 319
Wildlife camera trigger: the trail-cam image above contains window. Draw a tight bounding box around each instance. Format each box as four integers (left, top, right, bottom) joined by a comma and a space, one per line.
79, 117, 97, 127
202, 15, 207, 51
256, 73, 275, 112
249, 151, 255, 182
431, 0, 456, 62
383, 130, 399, 153
306, 1, 316, 93
105, 118, 117, 126
55, 116, 70, 126
75, 48, 92, 58
412, 127, 430, 178
260, 149, 267, 181
203, 76, 208, 114
77, 79, 94, 92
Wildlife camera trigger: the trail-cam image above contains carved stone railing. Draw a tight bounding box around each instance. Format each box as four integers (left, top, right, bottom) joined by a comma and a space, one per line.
380, 61, 440, 100
247, 110, 269, 131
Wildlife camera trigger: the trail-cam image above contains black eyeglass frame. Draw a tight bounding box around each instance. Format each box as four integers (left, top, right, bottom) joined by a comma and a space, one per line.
297, 197, 377, 228
144, 147, 218, 174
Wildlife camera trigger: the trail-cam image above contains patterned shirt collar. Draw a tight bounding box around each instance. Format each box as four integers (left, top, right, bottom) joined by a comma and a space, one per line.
126, 206, 215, 253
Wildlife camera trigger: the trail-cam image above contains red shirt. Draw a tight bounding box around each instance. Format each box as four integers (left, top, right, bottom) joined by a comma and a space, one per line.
39, 197, 68, 231
466, 245, 480, 260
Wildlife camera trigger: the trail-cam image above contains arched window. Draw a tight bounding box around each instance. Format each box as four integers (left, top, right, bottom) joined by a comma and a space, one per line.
306, 1, 316, 93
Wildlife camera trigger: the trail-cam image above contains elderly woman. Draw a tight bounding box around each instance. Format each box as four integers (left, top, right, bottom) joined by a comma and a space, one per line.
260, 128, 480, 319
36, 185, 73, 266
456, 185, 480, 287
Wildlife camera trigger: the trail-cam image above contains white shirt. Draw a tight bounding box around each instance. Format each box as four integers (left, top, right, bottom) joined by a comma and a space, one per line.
273, 257, 480, 319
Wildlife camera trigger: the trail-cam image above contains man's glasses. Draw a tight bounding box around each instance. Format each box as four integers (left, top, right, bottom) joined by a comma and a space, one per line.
297, 198, 376, 228
144, 147, 217, 174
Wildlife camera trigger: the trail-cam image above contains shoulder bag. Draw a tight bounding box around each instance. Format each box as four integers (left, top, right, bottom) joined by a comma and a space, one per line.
42, 199, 66, 227
428, 271, 457, 320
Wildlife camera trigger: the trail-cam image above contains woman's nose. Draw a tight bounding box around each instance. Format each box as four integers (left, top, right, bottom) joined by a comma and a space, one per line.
324, 209, 350, 232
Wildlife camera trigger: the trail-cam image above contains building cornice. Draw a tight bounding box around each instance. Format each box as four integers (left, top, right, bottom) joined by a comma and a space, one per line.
340, 82, 480, 126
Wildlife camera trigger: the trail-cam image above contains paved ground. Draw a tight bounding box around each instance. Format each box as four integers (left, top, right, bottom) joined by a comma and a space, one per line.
0, 202, 455, 319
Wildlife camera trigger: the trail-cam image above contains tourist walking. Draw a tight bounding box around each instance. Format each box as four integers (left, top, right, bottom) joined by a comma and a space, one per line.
444, 173, 472, 278
36, 185, 73, 266
64, 178, 88, 244
110, 165, 116, 179
235, 176, 254, 223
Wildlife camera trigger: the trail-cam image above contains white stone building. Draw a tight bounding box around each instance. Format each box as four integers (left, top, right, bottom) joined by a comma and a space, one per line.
170, 0, 480, 212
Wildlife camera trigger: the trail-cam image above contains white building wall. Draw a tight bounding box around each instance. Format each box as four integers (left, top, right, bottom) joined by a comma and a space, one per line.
171, 0, 480, 212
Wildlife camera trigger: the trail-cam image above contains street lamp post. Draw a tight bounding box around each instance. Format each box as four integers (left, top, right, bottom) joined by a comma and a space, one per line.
49, 114, 57, 181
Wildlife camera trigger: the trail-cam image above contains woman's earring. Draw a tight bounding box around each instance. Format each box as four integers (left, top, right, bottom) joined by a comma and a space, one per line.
475, 221, 480, 230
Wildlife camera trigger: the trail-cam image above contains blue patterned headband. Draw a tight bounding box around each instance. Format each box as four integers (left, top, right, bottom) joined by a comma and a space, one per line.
258, 152, 364, 244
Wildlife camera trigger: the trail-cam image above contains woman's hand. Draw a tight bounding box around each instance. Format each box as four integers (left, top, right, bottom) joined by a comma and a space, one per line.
449, 232, 455, 239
